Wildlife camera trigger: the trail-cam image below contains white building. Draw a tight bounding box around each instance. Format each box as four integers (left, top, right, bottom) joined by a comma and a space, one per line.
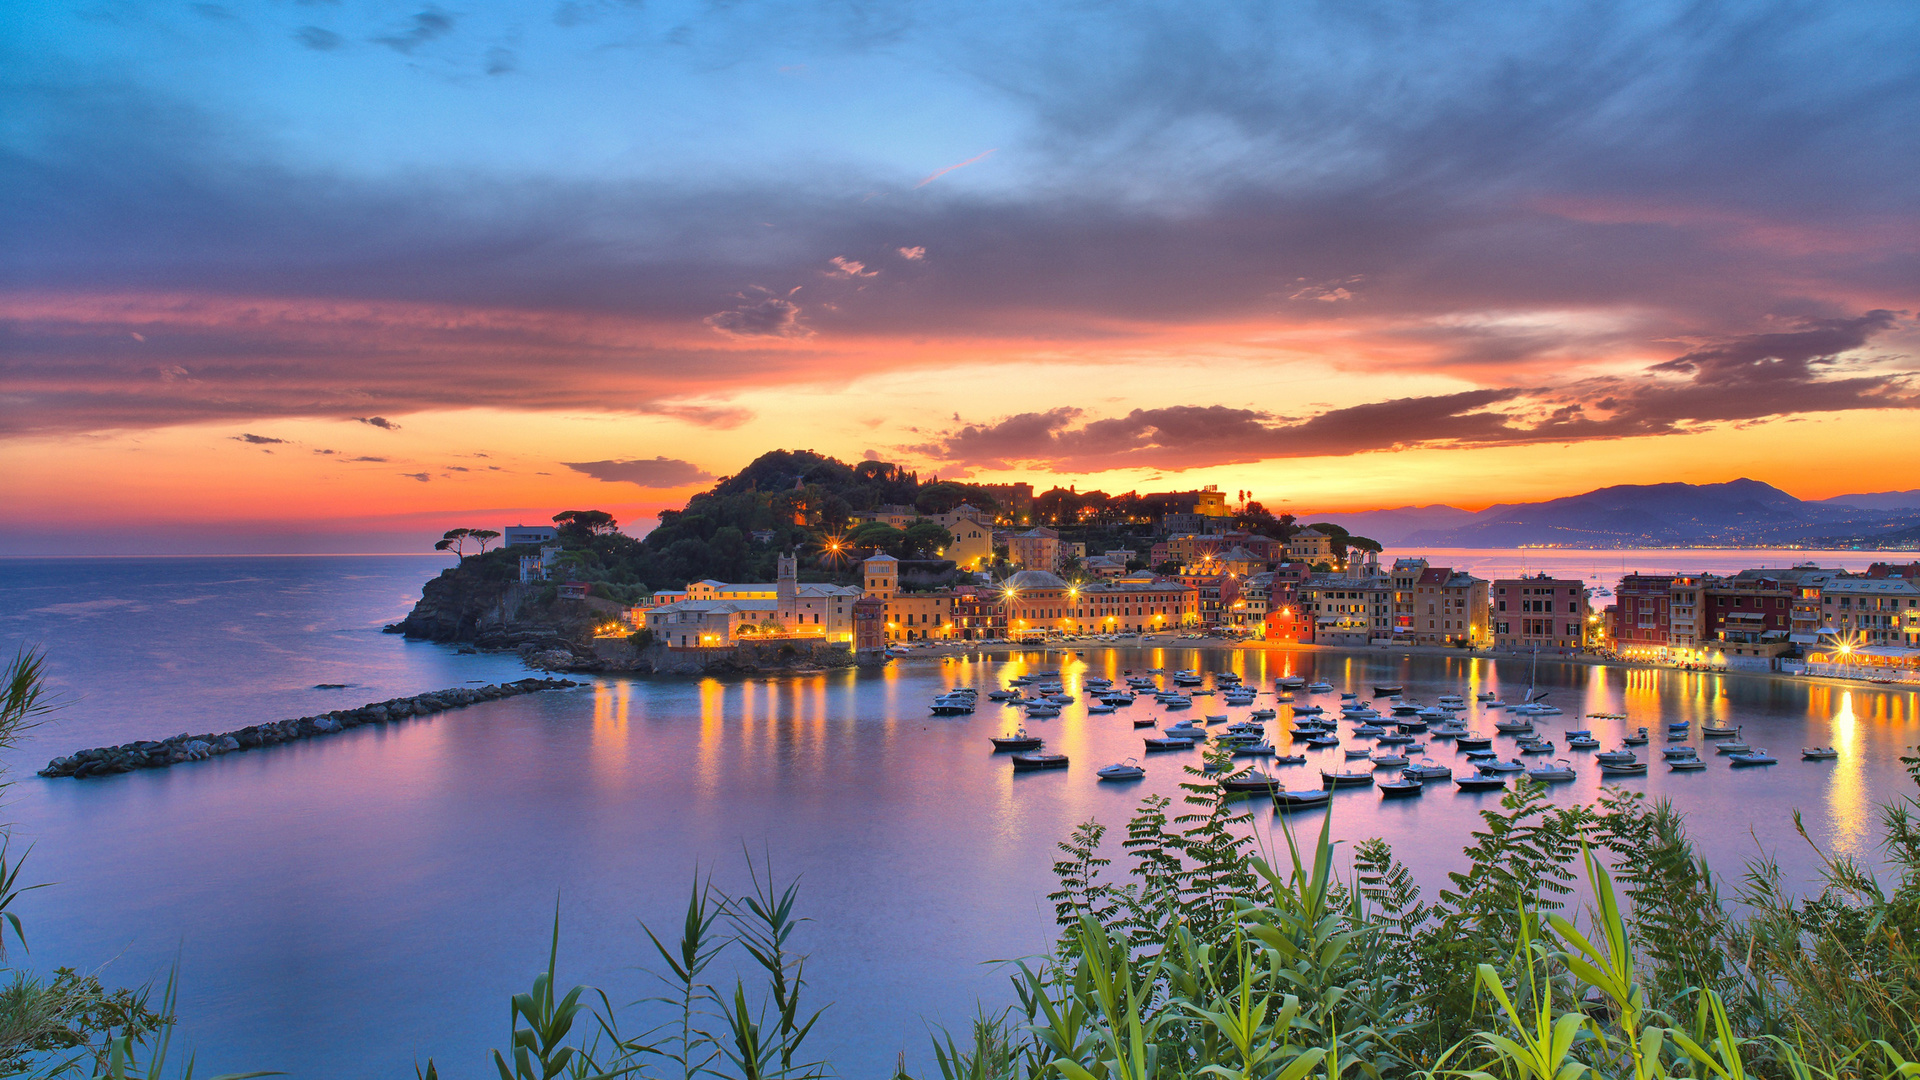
503, 524, 559, 546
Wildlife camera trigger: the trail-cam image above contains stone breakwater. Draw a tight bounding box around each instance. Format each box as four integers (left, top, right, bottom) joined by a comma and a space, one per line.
37, 677, 580, 780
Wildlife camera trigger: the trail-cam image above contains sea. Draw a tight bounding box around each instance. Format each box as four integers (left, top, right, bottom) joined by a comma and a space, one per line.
0, 551, 1915, 1078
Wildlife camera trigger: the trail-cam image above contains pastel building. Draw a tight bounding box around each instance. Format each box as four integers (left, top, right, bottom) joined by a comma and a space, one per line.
1490, 575, 1590, 652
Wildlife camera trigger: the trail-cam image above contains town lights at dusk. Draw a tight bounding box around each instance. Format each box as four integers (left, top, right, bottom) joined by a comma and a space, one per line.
4, 1, 1918, 1074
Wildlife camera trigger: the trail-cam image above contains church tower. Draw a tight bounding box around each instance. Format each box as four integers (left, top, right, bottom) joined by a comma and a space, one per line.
777, 552, 797, 623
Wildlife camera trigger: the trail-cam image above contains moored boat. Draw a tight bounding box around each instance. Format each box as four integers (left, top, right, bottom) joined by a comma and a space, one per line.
1728, 748, 1778, 767
1272, 788, 1331, 812
1011, 752, 1068, 772
1802, 746, 1838, 760
1097, 759, 1145, 781
1321, 769, 1376, 789
1379, 776, 1424, 798
1526, 760, 1577, 783
990, 730, 1043, 752
1455, 774, 1506, 792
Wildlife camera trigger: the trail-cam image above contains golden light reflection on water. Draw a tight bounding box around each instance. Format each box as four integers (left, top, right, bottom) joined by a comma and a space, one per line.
590, 680, 631, 783
1825, 691, 1868, 857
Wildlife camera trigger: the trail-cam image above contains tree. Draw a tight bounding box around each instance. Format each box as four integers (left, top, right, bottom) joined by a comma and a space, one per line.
435, 528, 471, 559
1233, 501, 1297, 539
901, 520, 954, 559
469, 529, 501, 554
845, 522, 907, 558
553, 510, 618, 540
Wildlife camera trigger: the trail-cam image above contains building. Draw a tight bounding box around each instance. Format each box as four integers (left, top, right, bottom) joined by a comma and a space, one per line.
1300, 572, 1393, 645
1490, 574, 1590, 652
1411, 567, 1488, 646
997, 570, 1197, 638
1811, 577, 1920, 648
1286, 527, 1335, 565
1613, 574, 1675, 658
1151, 533, 1283, 569
1388, 558, 1427, 641
503, 524, 559, 547
861, 552, 961, 641
639, 553, 862, 644
972, 482, 1034, 523
932, 505, 994, 570
1009, 527, 1061, 572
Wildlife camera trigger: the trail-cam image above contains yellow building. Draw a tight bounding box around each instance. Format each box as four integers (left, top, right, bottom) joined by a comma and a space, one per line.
933, 504, 994, 570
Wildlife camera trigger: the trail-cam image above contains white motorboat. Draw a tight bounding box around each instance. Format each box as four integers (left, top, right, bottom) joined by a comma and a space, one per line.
1402, 760, 1453, 780
1802, 747, 1839, 760
1088, 704, 1115, 714
1595, 748, 1638, 765
1701, 724, 1741, 739
1436, 695, 1467, 709
1097, 759, 1146, 781
1305, 681, 1333, 693
1728, 749, 1778, 767
1526, 760, 1577, 783
1662, 745, 1701, 761
1370, 753, 1409, 768
1232, 742, 1277, 757
1477, 758, 1526, 774
1567, 734, 1600, 750
1714, 742, 1752, 755
1598, 758, 1648, 776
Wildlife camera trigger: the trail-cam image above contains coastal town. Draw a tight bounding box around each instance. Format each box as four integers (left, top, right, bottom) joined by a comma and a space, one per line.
485, 478, 1920, 684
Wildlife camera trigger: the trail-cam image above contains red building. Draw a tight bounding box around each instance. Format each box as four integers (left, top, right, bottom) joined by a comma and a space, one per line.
852, 597, 886, 651
1613, 574, 1674, 657
1263, 582, 1313, 643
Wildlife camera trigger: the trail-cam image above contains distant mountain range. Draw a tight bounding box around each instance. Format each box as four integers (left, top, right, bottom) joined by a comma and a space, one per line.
1306, 480, 1920, 549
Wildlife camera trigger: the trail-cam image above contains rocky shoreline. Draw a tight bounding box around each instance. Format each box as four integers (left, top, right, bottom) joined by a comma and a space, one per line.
37, 677, 580, 780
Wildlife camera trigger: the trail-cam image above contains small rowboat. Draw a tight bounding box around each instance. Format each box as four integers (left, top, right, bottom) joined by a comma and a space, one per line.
1373, 685, 1404, 696
1011, 752, 1068, 772
1143, 737, 1192, 752
1455, 735, 1493, 750
1132, 717, 1157, 728
1379, 777, 1424, 798
1598, 760, 1649, 776
1802, 747, 1838, 761
1455, 775, 1506, 792
1321, 769, 1375, 789
1728, 749, 1778, 767
1701, 724, 1741, 739
1669, 758, 1707, 771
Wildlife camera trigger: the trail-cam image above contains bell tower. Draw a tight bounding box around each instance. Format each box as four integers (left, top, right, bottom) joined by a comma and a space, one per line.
777, 552, 797, 622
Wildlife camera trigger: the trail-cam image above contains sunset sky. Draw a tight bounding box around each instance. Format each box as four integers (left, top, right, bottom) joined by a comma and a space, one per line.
3, 0, 1916, 553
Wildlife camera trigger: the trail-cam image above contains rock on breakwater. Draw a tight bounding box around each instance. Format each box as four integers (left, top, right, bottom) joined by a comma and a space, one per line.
37, 677, 580, 780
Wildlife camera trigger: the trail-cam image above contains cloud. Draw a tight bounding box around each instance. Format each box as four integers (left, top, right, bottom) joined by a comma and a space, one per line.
294, 26, 343, 50
371, 9, 453, 54
917, 314, 1916, 471
351, 455, 388, 462
401, 471, 431, 482
230, 433, 285, 444
485, 47, 516, 75
897, 246, 926, 260
563, 457, 714, 488
705, 289, 811, 338
3, 1, 1917, 451
826, 256, 877, 279
635, 402, 755, 429
354, 416, 400, 430
916, 149, 997, 187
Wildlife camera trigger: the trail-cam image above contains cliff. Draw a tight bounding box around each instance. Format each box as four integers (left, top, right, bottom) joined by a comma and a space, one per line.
387, 552, 615, 651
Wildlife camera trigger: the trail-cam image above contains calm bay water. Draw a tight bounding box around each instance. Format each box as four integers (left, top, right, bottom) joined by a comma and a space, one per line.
1, 553, 1915, 1078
